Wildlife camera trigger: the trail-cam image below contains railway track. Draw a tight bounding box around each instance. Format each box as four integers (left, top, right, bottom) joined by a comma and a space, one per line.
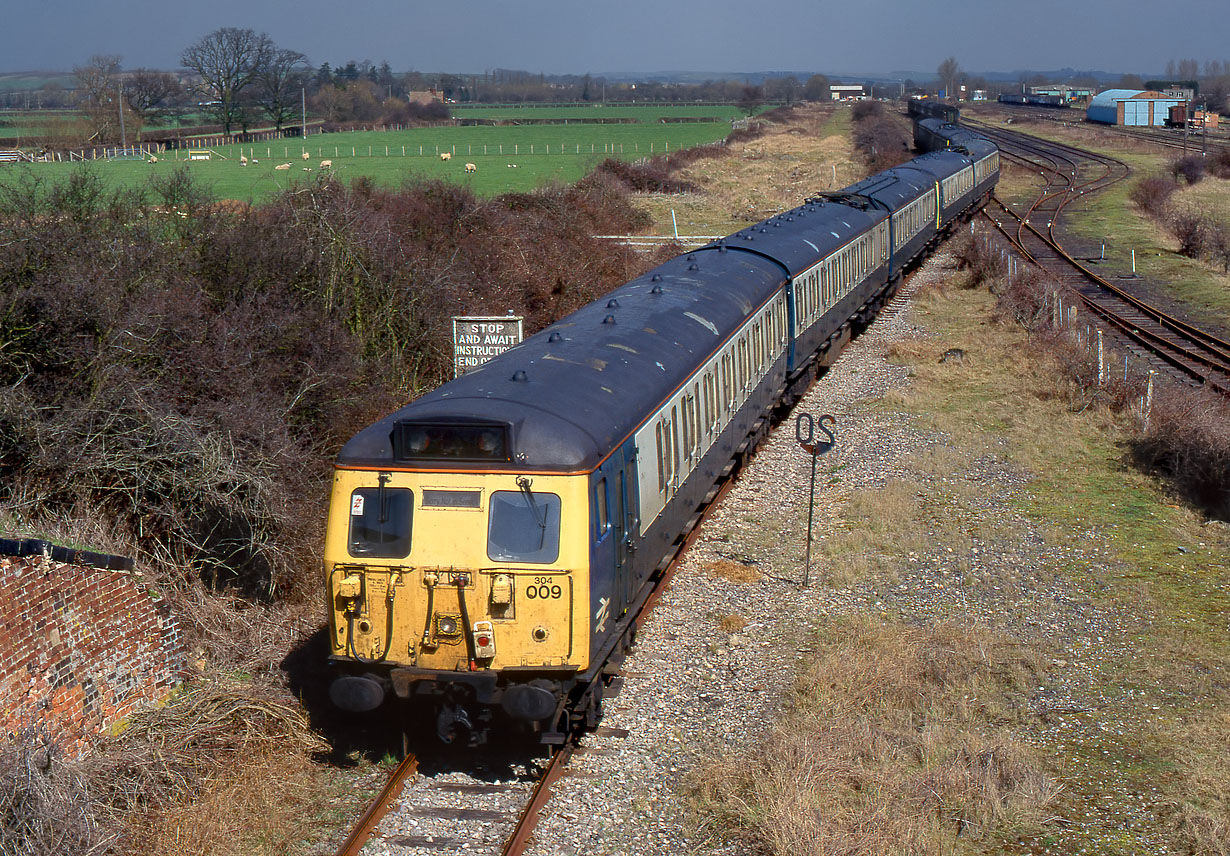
964, 120, 1230, 394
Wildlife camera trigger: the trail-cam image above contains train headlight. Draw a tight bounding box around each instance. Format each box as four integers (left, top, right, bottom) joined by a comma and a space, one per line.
435, 614, 461, 638
473, 621, 496, 659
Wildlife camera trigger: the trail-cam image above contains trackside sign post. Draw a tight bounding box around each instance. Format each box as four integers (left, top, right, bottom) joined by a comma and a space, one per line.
453, 315, 524, 377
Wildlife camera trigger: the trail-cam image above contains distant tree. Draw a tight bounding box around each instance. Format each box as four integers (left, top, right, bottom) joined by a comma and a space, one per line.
937, 56, 960, 99
338, 61, 360, 83
181, 28, 274, 133
1119, 73, 1145, 90
255, 48, 309, 131
74, 54, 125, 142
738, 85, 763, 117
802, 74, 830, 101
124, 69, 183, 134
1177, 58, 1200, 80
315, 62, 333, 87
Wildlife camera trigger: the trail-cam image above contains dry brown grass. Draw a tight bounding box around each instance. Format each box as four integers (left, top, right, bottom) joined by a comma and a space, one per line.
704, 558, 763, 584
1162, 711, 1230, 856
716, 614, 748, 633
688, 616, 1055, 855
816, 480, 933, 585
635, 103, 862, 238
127, 745, 330, 856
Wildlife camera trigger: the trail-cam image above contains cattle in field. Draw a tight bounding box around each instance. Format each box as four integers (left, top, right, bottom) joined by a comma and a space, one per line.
465, 162, 476, 173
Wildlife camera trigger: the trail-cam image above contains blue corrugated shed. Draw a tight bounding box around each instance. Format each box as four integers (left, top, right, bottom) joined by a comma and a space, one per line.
1087, 89, 1184, 126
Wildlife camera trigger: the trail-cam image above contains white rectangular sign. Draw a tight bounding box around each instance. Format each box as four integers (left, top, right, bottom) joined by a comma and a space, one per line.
453, 316, 524, 377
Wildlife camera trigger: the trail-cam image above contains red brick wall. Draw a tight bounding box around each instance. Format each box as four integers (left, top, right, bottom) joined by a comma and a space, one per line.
0, 554, 184, 759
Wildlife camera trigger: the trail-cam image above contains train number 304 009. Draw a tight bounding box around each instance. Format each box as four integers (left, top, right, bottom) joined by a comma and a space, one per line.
525, 578, 563, 599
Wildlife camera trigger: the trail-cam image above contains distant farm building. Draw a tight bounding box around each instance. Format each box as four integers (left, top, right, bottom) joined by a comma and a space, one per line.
1086, 89, 1186, 126
829, 84, 867, 101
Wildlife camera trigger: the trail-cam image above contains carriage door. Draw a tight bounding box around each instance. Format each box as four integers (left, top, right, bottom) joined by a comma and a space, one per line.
612, 449, 638, 612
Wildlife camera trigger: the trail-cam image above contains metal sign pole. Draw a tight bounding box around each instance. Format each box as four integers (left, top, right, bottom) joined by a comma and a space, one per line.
795, 413, 837, 587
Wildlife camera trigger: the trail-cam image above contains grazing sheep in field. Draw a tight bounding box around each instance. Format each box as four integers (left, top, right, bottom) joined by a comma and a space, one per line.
465, 162, 477, 173
440, 152, 452, 161
240, 155, 248, 166
275, 162, 292, 170
302, 151, 310, 160
303, 167, 312, 172
319, 159, 332, 169
148, 156, 158, 164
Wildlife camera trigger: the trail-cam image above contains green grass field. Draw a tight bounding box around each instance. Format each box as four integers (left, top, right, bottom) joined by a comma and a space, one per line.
2, 115, 734, 201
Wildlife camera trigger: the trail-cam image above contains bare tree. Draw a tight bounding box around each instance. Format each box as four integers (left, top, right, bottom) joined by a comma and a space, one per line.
803, 74, 830, 102
738, 85, 764, 117
937, 56, 960, 99
181, 28, 274, 133
74, 54, 124, 143
255, 48, 309, 131
124, 69, 183, 136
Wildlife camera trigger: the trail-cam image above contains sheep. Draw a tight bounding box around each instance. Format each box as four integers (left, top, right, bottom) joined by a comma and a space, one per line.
464, 162, 477, 173
439, 152, 452, 161
239, 155, 248, 166
319, 159, 332, 169
302, 151, 310, 160
275, 163, 292, 171
303, 167, 312, 172
148, 156, 158, 164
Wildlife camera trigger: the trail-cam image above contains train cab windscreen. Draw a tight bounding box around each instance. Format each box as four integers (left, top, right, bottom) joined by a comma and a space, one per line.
487, 489, 561, 564
348, 487, 413, 558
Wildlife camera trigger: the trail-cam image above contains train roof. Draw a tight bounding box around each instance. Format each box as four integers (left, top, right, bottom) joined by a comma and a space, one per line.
337, 247, 789, 473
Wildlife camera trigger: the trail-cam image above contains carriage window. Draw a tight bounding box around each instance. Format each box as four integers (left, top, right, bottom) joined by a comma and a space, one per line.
681, 399, 691, 463
669, 408, 680, 483
594, 478, 609, 538
487, 490, 561, 564
655, 423, 665, 491
348, 487, 413, 559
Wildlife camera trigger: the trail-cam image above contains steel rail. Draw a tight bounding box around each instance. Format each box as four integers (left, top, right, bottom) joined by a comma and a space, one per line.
333, 752, 420, 856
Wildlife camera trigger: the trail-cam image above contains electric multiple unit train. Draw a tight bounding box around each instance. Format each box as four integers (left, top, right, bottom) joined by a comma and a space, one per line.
323, 116, 999, 745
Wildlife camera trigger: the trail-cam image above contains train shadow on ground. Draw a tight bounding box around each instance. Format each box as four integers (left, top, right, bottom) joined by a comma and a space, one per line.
281, 626, 551, 780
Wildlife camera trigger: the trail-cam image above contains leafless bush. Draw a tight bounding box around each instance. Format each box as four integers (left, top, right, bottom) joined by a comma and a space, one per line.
1128, 176, 1178, 217
0, 733, 107, 856
1208, 148, 1230, 179
1170, 154, 1206, 184
1134, 384, 1230, 518
1170, 208, 1213, 257
951, 231, 1008, 288
852, 110, 911, 173
584, 157, 699, 194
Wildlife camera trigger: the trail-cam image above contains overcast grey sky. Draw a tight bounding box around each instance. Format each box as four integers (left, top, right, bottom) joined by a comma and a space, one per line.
3, 0, 1227, 78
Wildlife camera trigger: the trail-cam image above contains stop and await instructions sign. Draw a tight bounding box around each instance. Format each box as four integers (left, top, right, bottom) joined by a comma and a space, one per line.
453, 315, 525, 377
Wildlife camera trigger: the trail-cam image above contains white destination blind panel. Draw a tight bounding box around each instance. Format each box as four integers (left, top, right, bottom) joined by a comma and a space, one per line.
453, 316, 525, 376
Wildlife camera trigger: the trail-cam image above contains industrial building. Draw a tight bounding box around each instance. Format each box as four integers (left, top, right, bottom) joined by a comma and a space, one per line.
1086, 89, 1186, 126
829, 84, 867, 100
